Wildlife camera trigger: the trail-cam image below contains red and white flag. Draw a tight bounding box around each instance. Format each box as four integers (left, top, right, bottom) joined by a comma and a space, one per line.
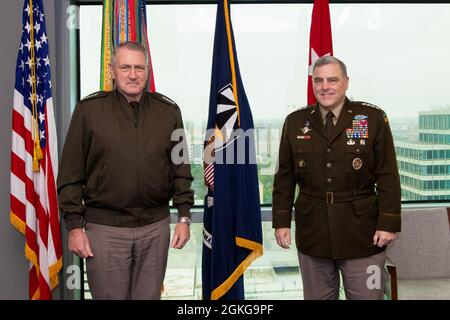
10, 0, 62, 299
307, 0, 333, 105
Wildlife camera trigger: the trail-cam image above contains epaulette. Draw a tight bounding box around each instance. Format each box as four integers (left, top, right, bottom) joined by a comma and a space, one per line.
355, 101, 389, 124
289, 105, 310, 112
151, 92, 178, 108
355, 101, 382, 111
287, 105, 312, 118
81, 91, 109, 102
294, 105, 310, 113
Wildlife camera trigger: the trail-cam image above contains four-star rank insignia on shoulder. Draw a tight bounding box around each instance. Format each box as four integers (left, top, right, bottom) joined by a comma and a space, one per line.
81, 91, 109, 102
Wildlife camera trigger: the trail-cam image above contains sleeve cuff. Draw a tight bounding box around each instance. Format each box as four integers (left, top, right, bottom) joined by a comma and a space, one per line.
176, 204, 192, 218
272, 209, 293, 229
64, 214, 83, 231
377, 212, 401, 232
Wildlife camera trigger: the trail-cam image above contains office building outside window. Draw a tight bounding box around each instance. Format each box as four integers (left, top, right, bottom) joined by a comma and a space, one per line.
396, 108, 450, 201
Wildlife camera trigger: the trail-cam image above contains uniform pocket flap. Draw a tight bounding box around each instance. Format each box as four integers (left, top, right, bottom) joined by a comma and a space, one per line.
294, 196, 314, 214
294, 142, 313, 154
345, 145, 368, 154
352, 195, 377, 216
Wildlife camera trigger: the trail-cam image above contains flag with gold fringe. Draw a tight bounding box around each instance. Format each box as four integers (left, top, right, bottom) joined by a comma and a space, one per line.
202, 0, 263, 300
10, 0, 62, 300
100, 0, 155, 91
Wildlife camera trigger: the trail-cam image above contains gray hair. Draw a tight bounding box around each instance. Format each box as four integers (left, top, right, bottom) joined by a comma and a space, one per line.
110, 41, 149, 66
313, 56, 348, 78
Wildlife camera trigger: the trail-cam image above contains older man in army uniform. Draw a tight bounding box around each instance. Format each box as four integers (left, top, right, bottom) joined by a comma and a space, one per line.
58, 42, 194, 299
272, 56, 401, 300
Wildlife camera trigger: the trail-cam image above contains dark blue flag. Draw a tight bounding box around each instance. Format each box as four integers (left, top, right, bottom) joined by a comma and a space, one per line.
202, 0, 263, 300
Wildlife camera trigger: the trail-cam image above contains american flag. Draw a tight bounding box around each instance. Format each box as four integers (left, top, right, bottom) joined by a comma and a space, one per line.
10, 0, 62, 300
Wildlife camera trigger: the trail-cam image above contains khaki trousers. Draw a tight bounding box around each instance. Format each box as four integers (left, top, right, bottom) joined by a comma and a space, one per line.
298, 250, 387, 300
85, 216, 170, 300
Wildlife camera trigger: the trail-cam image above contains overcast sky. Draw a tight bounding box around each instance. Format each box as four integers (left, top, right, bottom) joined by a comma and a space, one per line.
80, 4, 450, 121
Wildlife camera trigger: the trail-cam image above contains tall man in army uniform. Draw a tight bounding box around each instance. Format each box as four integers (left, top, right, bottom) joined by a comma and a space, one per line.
57, 42, 194, 299
272, 56, 401, 300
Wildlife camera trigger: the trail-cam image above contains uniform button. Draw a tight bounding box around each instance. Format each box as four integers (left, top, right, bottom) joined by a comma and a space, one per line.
326, 148, 332, 153
326, 162, 332, 168
298, 159, 306, 168
327, 178, 332, 183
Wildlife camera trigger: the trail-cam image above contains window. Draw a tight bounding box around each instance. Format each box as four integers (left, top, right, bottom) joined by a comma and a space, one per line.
80, 3, 450, 206
78, 2, 450, 300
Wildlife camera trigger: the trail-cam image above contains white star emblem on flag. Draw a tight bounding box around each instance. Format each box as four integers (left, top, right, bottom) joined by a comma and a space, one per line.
308, 48, 331, 76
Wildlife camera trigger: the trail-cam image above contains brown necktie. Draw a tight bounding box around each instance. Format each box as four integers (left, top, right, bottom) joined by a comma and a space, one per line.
130, 101, 139, 122
324, 111, 334, 140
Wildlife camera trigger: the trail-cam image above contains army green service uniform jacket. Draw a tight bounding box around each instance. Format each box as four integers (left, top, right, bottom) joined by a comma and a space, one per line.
272, 98, 401, 259
57, 90, 194, 231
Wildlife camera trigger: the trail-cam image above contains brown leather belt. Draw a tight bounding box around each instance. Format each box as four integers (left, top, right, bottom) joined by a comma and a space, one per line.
300, 189, 375, 204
